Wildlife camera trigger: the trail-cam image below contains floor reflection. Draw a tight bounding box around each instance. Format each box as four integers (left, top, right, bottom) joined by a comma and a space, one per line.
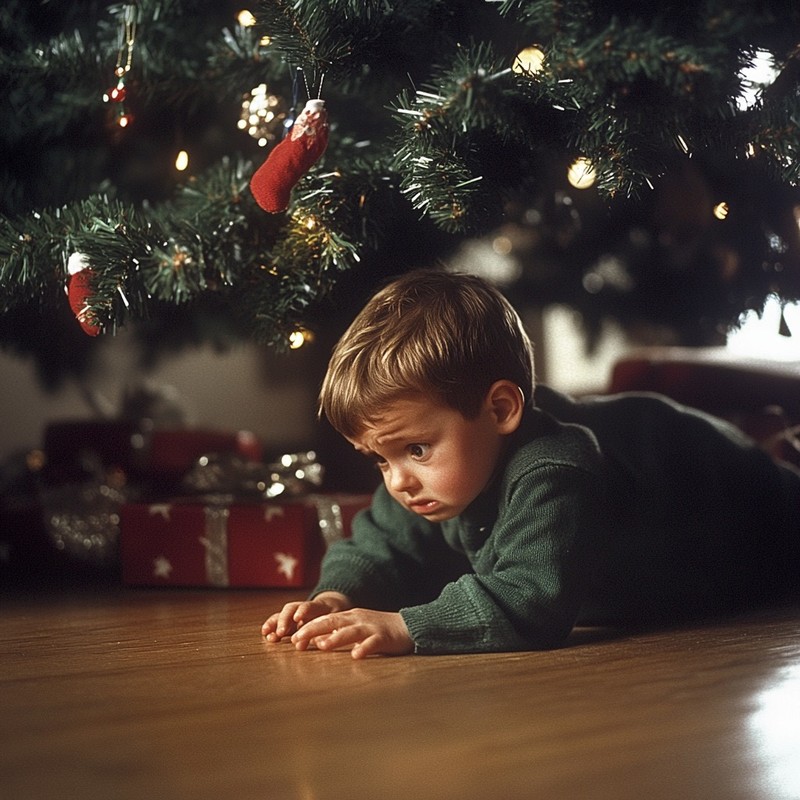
748, 661, 800, 799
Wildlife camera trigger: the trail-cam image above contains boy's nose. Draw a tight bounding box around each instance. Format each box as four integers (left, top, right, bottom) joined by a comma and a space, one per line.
388, 464, 418, 494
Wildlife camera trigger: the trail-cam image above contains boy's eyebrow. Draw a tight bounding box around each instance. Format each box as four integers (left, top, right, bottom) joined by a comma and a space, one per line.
373, 421, 428, 446
348, 439, 380, 456
348, 418, 432, 452
351, 435, 417, 456
374, 430, 430, 447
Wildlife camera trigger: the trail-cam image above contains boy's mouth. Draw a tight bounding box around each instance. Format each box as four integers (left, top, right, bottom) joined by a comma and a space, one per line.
408, 499, 440, 515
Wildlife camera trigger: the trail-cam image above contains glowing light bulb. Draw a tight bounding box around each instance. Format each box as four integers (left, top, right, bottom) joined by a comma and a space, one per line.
513, 46, 545, 75
492, 235, 513, 255
175, 150, 189, 171
288, 329, 313, 349
567, 157, 596, 189
237, 9, 256, 26
713, 202, 730, 220
737, 49, 779, 111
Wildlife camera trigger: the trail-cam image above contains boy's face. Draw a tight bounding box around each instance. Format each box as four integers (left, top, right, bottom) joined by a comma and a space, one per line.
347, 392, 511, 521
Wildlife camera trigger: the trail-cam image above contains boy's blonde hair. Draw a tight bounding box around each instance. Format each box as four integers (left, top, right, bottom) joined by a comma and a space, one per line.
319, 269, 535, 438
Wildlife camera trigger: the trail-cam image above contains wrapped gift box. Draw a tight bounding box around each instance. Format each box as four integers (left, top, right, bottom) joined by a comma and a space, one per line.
147, 429, 263, 479
43, 420, 263, 483
119, 494, 371, 588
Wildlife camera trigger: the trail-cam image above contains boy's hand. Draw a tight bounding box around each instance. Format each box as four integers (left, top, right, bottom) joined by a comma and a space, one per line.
290, 609, 414, 659
262, 591, 351, 642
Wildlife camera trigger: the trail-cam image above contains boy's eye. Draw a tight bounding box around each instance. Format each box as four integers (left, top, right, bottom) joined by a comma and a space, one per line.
408, 443, 430, 459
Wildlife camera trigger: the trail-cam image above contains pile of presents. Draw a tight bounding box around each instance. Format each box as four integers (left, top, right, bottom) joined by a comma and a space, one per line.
0, 402, 370, 589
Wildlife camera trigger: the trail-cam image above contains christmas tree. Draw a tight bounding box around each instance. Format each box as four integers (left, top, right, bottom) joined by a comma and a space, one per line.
1, 0, 799, 387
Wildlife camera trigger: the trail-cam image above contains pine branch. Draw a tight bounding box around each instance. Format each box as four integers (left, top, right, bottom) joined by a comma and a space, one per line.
1, 0, 799, 379
390, 42, 548, 232
0, 146, 399, 345
253, 0, 458, 86
745, 94, 800, 185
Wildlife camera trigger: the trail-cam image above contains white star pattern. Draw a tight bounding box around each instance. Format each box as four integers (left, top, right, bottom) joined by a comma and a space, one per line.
274, 551, 298, 581
153, 555, 173, 579
148, 504, 172, 520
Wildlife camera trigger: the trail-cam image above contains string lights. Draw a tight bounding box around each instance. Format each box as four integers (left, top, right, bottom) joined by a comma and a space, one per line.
288, 328, 314, 349
102, 4, 137, 128
713, 202, 730, 220
513, 45, 545, 76
567, 157, 596, 189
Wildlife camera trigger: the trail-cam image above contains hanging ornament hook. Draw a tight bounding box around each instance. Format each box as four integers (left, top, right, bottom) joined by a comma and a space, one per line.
116, 4, 137, 78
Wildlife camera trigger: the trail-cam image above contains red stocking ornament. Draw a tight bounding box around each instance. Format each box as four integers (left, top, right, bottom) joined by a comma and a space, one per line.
66, 252, 101, 337
250, 99, 329, 213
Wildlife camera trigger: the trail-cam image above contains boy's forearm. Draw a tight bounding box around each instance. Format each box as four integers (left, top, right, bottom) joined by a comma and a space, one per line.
311, 498, 447, 610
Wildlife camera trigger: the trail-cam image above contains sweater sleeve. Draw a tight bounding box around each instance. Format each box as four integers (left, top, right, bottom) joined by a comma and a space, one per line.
311, 484, 470, 610
400, 455, 607, 654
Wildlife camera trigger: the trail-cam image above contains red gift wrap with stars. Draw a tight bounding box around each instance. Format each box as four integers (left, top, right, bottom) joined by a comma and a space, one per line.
119, 494, 370, 588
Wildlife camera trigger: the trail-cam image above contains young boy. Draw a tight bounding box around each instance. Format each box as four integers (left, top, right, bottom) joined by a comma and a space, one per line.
262, 269, 800, 658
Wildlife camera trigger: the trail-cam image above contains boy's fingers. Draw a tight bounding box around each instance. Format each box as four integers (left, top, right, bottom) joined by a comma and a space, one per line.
351, 634, 381, 659
291, 612, 339, 643
283, 605, 311, 636
262, 613, 291, 642
298, 623, 362, 653
292, 601, 316, 623
261, 617, 275, 636
276, 603, 303, 637
263, 602, 305, 639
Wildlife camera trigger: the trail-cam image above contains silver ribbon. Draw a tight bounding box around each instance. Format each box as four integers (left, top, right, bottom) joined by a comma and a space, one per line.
199, 505, 230, 587
197, 494, 355, 586
308, 494, 345, 549
181, 451, 323, 499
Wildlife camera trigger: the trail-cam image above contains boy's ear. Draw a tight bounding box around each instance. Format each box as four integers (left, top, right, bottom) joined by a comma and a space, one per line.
486, 380, 524, 434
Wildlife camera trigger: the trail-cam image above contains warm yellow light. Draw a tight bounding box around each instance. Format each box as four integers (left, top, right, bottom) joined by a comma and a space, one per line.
567, 157, 596, 189
26, 449, 46, 472
175, 150, 189, 171
713, 202, 730, 220
288, 329, 313, 349
237, 9, 256, 26
492, 235, 513, 255
240, 83, 287, 143
259, 35, 271, 47
513, 46, 545, 75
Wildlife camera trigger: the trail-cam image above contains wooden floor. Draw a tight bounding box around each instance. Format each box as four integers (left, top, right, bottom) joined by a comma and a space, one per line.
2, 588, 799, 800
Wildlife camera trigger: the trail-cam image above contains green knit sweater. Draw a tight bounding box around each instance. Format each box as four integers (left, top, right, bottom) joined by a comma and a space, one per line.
312, 386, 800, 654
